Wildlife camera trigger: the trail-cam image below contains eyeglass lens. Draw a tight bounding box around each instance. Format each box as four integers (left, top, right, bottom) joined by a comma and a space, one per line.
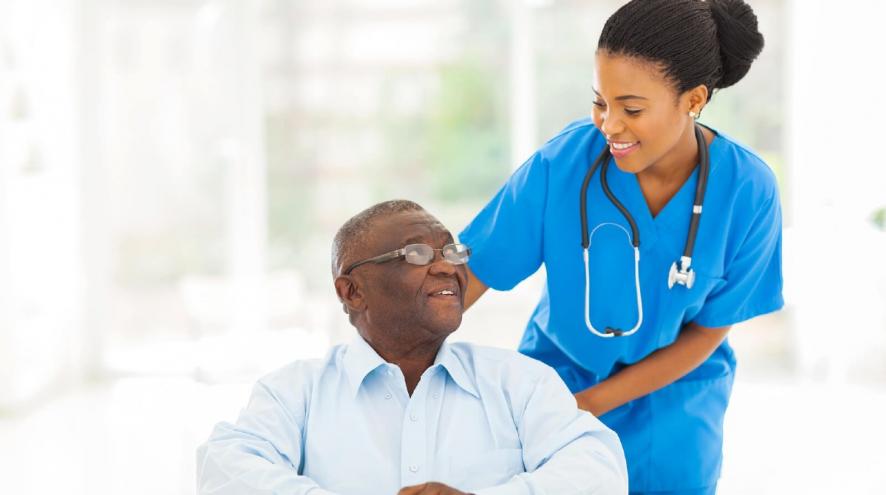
403, 244, 469, 266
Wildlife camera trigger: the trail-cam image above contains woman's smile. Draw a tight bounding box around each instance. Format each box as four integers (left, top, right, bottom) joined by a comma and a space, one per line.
609, 140, 640, 158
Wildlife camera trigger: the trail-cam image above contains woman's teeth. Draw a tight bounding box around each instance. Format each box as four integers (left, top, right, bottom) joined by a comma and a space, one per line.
611, 142, 637, 150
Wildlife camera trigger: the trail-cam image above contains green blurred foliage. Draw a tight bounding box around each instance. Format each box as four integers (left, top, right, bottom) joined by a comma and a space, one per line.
872, 207, 886, 231
116, 231, 224, 287
424, 61, 509, 201
114, 160, 226, 287
265, 111, 311, 269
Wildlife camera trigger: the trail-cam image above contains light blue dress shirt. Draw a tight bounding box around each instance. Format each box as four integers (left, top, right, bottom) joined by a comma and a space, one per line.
197, 336, 627, 494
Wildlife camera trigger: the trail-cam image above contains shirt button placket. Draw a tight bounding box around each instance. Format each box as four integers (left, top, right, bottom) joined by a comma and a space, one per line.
401, 389, 426, 485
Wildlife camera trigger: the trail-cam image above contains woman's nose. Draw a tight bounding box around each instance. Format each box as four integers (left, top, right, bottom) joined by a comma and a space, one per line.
599, 114, 625, 138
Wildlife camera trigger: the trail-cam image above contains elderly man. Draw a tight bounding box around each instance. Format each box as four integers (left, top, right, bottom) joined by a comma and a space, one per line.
197, 200, 627, 495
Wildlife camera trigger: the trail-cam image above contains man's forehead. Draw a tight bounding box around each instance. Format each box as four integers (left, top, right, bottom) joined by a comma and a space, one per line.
373, 211, 451, 243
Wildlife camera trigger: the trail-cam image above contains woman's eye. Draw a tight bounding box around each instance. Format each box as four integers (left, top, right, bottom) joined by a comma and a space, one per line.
592, 100, 606, 108
625, 108, 642, 116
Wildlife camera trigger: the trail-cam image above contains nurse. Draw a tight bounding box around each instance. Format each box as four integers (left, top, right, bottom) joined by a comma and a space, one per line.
459, 0, 782, 493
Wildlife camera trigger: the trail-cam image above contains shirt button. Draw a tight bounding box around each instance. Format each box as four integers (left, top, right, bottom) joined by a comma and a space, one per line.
409, 413, 418, 422
384, 393, 392, 400
409, 464, 419, 473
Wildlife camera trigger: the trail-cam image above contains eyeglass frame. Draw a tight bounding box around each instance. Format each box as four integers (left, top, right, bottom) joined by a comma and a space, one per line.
343, 243, 471, 275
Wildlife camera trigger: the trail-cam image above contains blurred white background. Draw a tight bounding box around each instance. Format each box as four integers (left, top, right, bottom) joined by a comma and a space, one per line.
1, 0, 885, 493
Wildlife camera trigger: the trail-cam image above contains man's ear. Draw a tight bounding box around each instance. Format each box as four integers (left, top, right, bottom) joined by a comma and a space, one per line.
334, 275, 366, 314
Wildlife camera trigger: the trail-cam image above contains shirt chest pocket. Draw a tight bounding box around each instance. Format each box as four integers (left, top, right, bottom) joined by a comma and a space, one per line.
445, 448, 524, 492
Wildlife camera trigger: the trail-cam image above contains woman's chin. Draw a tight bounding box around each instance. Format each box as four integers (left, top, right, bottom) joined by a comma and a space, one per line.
612, 156, 648, 175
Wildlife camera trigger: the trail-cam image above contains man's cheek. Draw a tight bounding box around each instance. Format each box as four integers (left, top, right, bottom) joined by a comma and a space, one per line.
377, 279, 421, 309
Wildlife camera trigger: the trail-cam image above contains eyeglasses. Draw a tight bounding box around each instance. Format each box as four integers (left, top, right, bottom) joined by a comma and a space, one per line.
344, 243, 471, 275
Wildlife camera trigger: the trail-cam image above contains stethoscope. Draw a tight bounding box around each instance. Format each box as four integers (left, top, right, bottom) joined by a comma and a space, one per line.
580, 124, 710, 338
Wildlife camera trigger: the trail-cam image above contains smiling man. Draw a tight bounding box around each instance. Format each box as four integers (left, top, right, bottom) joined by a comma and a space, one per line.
196, 200, 627, 495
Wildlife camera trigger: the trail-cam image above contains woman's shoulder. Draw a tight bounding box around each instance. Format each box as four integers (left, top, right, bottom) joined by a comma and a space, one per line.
545, 117, 598, 142
534, 117, 607, 165
710, 128, 780, 202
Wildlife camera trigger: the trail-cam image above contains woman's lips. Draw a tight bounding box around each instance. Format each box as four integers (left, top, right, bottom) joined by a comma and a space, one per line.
609, 141, 639, 158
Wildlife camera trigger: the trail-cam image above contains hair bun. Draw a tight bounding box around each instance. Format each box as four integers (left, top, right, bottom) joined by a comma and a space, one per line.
709, 0, 764, 89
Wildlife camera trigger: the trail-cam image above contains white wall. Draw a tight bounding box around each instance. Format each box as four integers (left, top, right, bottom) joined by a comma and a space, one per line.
786, 0, 886, 380
0, 0, 82, 410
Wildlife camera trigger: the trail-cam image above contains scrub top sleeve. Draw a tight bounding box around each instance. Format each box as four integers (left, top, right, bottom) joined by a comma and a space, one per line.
459, 152, 549, 291
694, 189, 784, 328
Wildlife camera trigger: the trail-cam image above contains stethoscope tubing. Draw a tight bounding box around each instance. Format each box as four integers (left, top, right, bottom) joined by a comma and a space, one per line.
583, 242, 644, 338
580, 124, 710, 338
684, 126, 709, 257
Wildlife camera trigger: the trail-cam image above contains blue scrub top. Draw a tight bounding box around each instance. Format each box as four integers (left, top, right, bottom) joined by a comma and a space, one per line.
459, 118, 784, 492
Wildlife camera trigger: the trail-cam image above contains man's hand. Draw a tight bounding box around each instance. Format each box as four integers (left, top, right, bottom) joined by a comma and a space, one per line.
397, 482, 470, 495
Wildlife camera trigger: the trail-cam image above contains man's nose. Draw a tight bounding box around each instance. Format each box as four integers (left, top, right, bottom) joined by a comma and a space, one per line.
427, 252, 456, 275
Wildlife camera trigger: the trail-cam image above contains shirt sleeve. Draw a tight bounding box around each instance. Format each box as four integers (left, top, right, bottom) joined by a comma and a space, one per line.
474, 365, 628, 495
196, 379, 338, 495
458, 152, 549, 291
693, 184, 784, 328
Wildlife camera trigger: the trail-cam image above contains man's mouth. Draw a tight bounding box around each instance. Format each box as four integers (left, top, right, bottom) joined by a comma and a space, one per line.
427, 282, 462, 300
430, 288, 458, 297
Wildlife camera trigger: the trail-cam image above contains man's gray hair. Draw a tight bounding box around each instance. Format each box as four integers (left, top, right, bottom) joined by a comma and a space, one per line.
331, 199, 425, 277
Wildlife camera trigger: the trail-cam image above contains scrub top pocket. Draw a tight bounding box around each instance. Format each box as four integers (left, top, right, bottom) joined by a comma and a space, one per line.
654, 271, 726, 346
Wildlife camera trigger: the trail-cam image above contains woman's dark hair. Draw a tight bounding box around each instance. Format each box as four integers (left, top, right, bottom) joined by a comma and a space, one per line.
597, 0, 764, 100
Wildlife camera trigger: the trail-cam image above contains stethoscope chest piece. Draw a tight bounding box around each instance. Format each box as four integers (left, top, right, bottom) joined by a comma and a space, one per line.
668, 256, 696, 289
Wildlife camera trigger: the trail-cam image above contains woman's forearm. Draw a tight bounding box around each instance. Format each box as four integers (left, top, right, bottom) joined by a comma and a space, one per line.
463, 266, 489, 310
576, 322, 731, 416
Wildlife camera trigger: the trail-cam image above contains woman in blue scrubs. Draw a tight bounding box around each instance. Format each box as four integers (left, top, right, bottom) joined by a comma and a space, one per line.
459, 0, 782, 493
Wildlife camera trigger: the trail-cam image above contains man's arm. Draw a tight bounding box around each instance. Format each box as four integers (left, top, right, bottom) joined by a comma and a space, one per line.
473, 364, 628, 495
197, 380, 339, 495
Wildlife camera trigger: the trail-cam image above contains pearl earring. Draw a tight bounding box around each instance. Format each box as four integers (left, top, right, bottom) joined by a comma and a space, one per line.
689, 111, 698, 119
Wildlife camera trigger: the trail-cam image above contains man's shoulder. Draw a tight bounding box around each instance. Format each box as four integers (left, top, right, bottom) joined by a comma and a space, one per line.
445, 341, 553, 381
257, 344, 346, 392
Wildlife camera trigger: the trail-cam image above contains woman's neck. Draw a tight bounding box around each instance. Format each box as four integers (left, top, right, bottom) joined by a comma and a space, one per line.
636, 125, 713, 217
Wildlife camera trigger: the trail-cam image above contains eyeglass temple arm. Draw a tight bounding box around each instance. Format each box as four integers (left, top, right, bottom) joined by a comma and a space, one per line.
344, 249, 404, 275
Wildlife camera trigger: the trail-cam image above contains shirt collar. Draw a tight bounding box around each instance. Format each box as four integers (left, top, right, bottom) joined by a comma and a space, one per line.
342, 337, 479, 399
342, 336, 388, 397
432, 341, 480, 399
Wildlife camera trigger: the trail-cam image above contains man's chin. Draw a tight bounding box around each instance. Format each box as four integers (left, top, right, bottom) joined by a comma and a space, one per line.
426, 314, 462, 338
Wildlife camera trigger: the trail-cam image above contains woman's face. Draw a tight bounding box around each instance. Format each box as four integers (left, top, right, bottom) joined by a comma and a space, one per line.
591, 52, 698, 175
